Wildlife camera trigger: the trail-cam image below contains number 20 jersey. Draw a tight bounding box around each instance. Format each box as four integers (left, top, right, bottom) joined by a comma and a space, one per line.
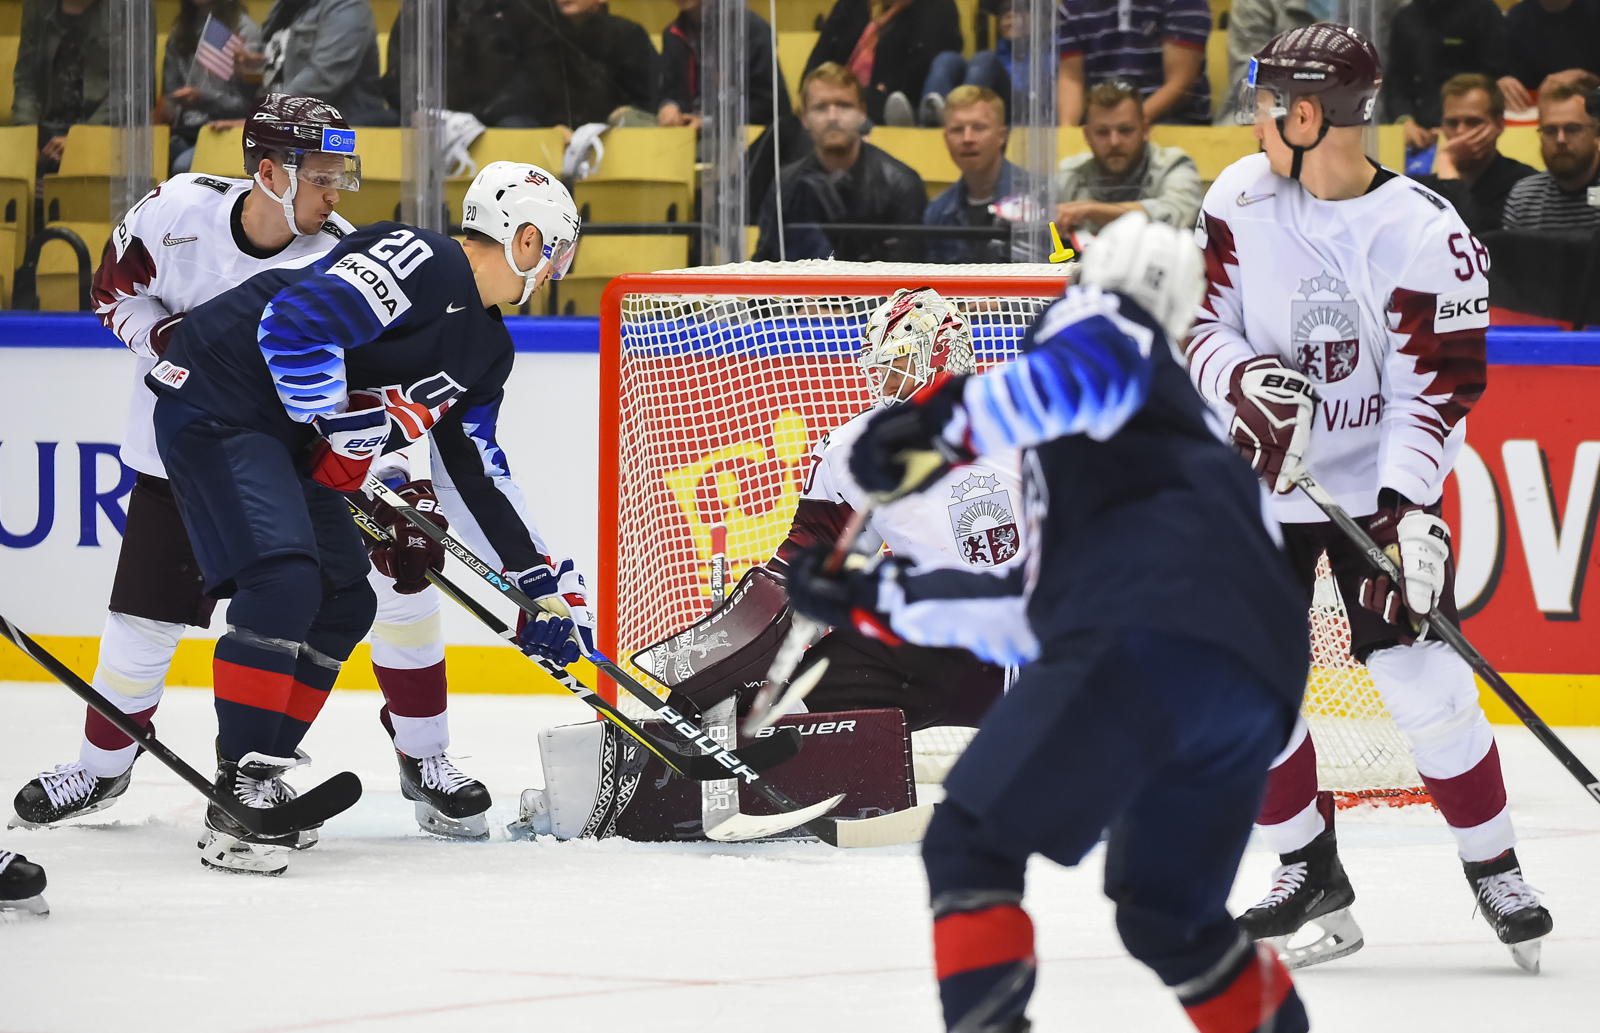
1187, 152, 1489, 524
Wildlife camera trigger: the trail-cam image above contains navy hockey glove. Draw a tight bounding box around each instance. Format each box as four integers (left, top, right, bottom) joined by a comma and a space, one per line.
785, 545, 903, 645
848, 374, 973, 502
510, 559, 598, 659
518, 611, 580, 665
309, 392, 389, 493
370, 479, 447, 595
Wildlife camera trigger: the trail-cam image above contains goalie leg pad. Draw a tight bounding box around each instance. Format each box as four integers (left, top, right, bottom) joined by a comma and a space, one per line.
522, 722, 648, 840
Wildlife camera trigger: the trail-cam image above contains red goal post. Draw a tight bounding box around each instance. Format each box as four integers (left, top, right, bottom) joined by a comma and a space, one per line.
596, 262, 1429, 806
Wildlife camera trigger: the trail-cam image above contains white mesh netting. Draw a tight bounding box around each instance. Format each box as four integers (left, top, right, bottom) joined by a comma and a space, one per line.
607, 264, 1424, 800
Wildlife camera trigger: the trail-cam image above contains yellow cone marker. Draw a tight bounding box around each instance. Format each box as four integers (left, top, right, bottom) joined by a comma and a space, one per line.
1049, 222, 1075, 264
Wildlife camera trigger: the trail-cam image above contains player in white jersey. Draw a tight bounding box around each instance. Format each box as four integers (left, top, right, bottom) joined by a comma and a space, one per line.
1187, 25, 1552, 972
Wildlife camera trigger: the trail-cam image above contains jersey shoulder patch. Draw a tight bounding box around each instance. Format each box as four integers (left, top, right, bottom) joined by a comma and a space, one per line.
1409, 185, 1448, 211
321, 220, 345, 239
191, 175, 235, 195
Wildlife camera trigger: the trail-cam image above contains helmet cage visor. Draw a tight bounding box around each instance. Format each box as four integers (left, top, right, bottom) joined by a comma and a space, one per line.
1234, 58, 1292, 125
288, 151, 362, 192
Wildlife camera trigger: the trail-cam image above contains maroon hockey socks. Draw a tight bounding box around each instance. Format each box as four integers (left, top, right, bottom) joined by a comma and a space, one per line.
373, 659, 449, 758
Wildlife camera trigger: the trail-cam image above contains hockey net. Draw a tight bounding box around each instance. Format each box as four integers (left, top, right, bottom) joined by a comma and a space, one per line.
599, 262, 1427, 805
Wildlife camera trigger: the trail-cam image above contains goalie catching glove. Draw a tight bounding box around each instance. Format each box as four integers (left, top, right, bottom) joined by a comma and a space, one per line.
1225, 356, 1315, 494
1358, 491, 1453, 632
369, 479, 447, 594
847, 375, 973, 502
785, 545, 903, 646
510, 559, 597, 664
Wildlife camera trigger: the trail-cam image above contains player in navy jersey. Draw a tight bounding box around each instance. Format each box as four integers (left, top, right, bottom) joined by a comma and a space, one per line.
784, 213, 1312, 1033
145, 161, 585, 874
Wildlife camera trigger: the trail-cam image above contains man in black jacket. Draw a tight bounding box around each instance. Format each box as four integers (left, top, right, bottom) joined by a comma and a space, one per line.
658, 0, 791, 127
382, 0, 543, 127
805, 0, 963, 126
755, 63, 928, 262
1383, 0, 1509, 153
522, 0, 659, 127
1412, 73, 1536, 231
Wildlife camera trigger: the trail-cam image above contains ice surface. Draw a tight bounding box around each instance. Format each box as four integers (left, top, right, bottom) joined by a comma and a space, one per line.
0, 681, 1595, 1032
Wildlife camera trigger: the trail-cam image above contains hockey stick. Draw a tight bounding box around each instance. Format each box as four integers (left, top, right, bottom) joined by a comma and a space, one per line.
363, 478, 932, 845
347, 501, 801, 782
1292, 470, 1600, 807
0, 616, 361, 835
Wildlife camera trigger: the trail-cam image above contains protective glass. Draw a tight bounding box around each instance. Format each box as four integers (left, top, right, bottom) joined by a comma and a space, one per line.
293, 153, 363, 192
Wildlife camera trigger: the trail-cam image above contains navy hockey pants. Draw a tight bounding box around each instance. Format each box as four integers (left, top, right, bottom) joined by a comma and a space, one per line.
924, 628, 1309, 1033
154, 396, 376, 760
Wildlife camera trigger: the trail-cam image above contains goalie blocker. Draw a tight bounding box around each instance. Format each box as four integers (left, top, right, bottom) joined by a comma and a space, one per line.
513, 707, 915, 842
632, 567, 1003, 731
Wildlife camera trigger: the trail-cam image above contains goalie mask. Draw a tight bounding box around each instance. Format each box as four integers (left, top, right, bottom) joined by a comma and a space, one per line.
859, 288, 975, 406
461, 161, 581, 306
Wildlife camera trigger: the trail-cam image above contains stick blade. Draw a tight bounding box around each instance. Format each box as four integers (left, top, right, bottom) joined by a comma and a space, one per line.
828, 803, 935, 848
252, 772, 363, 836
704, 792, 845, 842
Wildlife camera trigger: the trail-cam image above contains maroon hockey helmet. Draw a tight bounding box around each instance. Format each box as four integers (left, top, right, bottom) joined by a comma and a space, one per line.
1245, 24, 1382, 127
243, 94, 361, 188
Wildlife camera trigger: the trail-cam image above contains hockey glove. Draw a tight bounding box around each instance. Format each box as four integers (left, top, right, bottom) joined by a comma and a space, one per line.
510, 559, 598, 659
518, 611, 580, 665
1358, 493, 1452, 631
1226, 356, 1316, 494
848, 375, 973, 502
309, 392, 390, 493
370, 479, 448, 595
785, 545, 903, 646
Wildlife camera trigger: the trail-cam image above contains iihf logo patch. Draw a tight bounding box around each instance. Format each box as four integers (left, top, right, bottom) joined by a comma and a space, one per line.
1291, 272, 1361, 384
947, 472, 1019, 568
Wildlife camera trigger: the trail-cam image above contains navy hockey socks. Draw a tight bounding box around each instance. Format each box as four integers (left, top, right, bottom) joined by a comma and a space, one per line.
212, 558, 320, 761
1177, 939, 1307, 1033
932, 897, 1036, 1031
271, 578, 376, 757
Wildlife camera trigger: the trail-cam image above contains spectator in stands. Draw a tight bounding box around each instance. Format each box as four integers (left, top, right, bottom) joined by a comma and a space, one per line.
1054, 80, 1201, 240
1413, 74, 1536, 232
13, 0, 112, 172
805, 0, 964, 127
381, 0, 544, 128
919, 0, 1019, 127
522, 0, 659, 126
658, 0, 791, 128
1499, 0, 1600, 114
754, 63, 927, 262
1502, 84, 1600, 231
157, 0, 262, 174
1384, 0, 1508, 154
1056, 0, 1211, 126
246, 0, 387, 124
924, 85, 1029, 263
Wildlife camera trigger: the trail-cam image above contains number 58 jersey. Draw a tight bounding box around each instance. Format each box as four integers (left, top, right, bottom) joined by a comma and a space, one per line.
1186, 152, 1489, 524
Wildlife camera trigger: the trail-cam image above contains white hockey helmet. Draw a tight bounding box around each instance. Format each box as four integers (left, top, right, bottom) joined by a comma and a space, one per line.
461, 161, 581, 306
859, 288, 975, 405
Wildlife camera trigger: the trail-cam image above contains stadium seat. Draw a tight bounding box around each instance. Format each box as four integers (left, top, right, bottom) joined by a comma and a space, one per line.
1499, 126, 1544, 170
1, 35, 17, 125
156, 33, 167, 87
777, 31, 818, 111
155, 0, 178, 30
188, 124, 246, 178
445, 128, 568, 222
42, 125, 171, 224
1208, 28, 1230, 118
1146, 125, 1258, 181
0, 124, 33, 276
331, 126, 401, 226
246, 0, 272, 25
609, 0, 678, 34
572, 127, 696, 224
0, 2, 18, 34
377, 31, 388, 76
370, 0, 400, 34
36, 221, 110, 312
954, 0, 978, 57
555, 234, 689, 316
771, 0, 831, 32
865, 126, 957, 201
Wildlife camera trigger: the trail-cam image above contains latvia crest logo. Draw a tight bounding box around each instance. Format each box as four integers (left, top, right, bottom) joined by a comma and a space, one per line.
1290, 272, 1361, 384
947, 472, 1020, 568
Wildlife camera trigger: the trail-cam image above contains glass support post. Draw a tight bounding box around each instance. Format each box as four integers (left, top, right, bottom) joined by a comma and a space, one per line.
1010, 0, 1059, 262
401, 0, 446, 231
109, 0, 156, 223
701, 0, 749, 265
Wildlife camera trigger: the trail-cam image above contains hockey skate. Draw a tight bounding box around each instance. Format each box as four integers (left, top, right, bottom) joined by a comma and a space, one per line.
397, 750, 491, 839
11, 759, 137, 829
1464, 849, 1552, 973
0, 850, 48, 918
1238, 825, 1363, 969
506, 787, 552, 839
198, 752, 314, 875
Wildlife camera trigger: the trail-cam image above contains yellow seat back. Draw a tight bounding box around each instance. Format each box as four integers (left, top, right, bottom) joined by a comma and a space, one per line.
0, 123, 35, 275
556, 234, 689, 316
572, 127, 697, 224
1147, 125, 1258, 182
444, 128, 569, 223
44, 125, 171, 223
189, 125, 246, 178
1, 35, 18, 125
777, 31, 818, 112
1498, 126, 1545, 170
865, 126, 954, 201
36, 221, 111, 311
333, 126, 402, 226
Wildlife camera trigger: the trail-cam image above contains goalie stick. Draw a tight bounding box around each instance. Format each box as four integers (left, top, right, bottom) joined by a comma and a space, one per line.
347, 500, 802, 783
1293, 469, 1600, 807
363, 477, 934, 846
0, 615, 361, 836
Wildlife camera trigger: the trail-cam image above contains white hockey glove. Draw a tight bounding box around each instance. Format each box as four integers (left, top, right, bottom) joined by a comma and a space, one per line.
1076, 210, 1206, 346
511, 559, 598, 660
1396, 509, 1452, 616
1225, 356, 1316, 494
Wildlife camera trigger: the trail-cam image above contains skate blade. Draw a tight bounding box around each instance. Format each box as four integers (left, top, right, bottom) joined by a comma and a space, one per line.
0, 895, 50, 919
414, 801, 490, 841
1509, 938, 1542, 974
1271, 908, 1365, 970
290, 827, 319, 850
198, 830, 288, 876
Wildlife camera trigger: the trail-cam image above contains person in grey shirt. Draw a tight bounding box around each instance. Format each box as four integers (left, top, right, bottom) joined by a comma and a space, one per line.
244, 0, 387, 124
1502, 82, 1600, 231
1055, 81, 1202, 241
158, 0, 263, 174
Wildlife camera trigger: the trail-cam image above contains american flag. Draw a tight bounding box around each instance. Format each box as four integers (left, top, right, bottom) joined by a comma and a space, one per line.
194, 14, 243, 80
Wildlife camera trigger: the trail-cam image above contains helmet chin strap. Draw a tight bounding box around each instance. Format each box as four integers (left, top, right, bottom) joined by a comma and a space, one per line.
1274, 115, 1331, 182
507, 239, 548, 306
254, 164, 306, 237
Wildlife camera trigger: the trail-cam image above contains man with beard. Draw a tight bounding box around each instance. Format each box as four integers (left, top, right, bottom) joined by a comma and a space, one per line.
754, 63, 928, 262
1053, 80, 1203, 246
1502, 82, 1600, 231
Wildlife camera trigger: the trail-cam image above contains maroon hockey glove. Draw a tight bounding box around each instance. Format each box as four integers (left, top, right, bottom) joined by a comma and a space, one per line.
848, 373, 973, 502
370, 479, 448, 594
1225, 356, 1316, 494
785, 546, 904, 646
